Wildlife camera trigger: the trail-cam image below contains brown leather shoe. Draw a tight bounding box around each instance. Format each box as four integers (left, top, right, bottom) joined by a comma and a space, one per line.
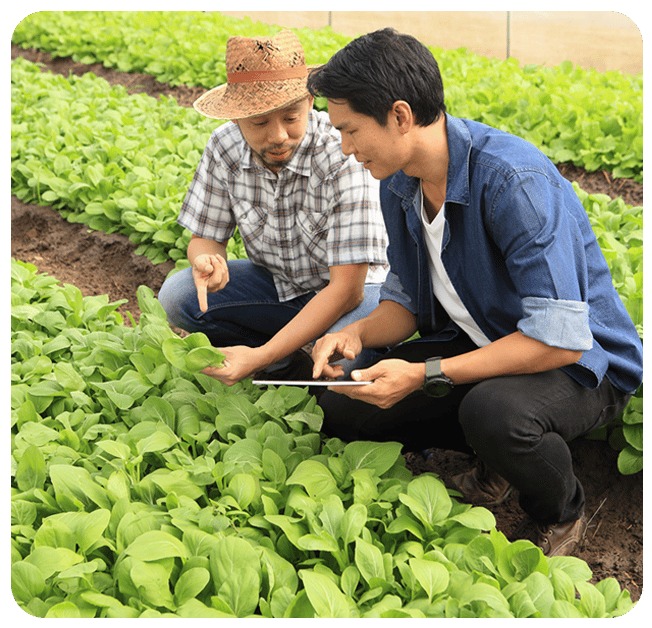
536, 513, 588, 557
450, 461, 513, 506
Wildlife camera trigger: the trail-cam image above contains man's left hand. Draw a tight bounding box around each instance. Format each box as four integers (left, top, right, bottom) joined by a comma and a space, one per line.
201, 345, 263, 386
329, 359, 425, 409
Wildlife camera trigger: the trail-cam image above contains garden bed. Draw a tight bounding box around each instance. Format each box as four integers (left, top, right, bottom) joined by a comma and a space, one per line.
11, 42, 643, 605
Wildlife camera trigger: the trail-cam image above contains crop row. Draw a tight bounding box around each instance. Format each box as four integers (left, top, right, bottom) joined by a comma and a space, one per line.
12, 10, 643, 181
10, 55, 643, 474
574, 187, 642, 475
11, 258, 635, 618
11, 57, 219, 266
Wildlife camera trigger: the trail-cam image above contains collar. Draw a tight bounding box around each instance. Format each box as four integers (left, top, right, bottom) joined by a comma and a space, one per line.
444, 114, 471, 207
387, 113, 471, 208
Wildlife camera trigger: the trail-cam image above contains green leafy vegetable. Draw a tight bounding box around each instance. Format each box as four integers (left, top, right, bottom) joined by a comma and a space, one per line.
9, 9, 643, 616
12, 11, 642, 180
11, 259, 636, 617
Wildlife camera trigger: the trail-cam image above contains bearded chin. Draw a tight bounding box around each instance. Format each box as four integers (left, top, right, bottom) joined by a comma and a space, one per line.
258, 145, 295, 170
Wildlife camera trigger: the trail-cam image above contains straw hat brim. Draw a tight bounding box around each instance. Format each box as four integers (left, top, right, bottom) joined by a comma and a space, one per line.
194, 65, 321, 120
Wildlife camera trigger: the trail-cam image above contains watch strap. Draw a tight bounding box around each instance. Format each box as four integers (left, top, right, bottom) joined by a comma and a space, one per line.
425, 357, 444, 381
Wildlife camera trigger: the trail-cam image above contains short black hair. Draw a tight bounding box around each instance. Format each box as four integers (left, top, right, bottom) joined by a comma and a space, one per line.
307, 28, 446, 127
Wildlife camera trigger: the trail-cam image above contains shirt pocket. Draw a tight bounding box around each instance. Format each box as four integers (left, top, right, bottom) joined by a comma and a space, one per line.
296, 209, 330, 263
232, 199, 267, 245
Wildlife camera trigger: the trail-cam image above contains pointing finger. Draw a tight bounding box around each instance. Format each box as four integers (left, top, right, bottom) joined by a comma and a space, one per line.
197, 283, 208, 312
312, 341, 335, 378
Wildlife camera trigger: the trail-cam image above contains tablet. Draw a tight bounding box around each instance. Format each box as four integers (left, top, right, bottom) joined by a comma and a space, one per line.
252, 380, 372, 387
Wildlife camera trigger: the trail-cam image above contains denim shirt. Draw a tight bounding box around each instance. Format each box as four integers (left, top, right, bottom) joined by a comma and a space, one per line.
379, 114, 642, 394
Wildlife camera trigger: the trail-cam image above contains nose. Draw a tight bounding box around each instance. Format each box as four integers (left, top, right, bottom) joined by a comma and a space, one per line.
267, 119, 289, 145
340, 133, 354, 156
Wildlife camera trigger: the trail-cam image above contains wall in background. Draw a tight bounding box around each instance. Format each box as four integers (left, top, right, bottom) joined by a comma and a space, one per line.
221, 11, 643, 75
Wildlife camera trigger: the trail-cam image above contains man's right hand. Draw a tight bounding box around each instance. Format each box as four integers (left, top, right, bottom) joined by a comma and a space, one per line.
312, 330, 363, 380
192, 253, 229, 312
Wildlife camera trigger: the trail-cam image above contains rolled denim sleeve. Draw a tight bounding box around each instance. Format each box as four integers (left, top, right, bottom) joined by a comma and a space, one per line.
379, 271, 416, 314
489, 170, 596, 352
517, 296, 593, 350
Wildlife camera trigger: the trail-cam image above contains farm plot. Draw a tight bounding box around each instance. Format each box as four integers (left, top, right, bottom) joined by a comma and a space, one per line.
11, 13, 643, 616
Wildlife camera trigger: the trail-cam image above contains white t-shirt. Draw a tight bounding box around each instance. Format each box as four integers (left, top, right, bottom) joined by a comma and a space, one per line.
420, 184, 490, 348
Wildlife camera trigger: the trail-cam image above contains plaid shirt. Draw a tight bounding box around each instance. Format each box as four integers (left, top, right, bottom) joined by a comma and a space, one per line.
178, 110, 388, 302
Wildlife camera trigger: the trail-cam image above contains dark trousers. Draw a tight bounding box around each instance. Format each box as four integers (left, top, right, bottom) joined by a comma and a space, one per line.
317, 335, 631, 525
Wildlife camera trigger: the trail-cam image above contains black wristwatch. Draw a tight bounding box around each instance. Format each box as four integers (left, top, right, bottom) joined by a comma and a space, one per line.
423, 357, 454, 397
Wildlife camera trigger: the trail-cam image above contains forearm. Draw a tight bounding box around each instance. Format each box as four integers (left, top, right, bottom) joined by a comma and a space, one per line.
259, 280, 365, 368
187, 235, 228, 265
340, 331, 583, 410
352, 300, 418, 348
441, 331, 582, 385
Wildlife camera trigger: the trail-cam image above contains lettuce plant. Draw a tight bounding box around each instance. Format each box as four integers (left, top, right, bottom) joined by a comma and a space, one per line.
11, 259, 635, 617
11, 57, 245, 269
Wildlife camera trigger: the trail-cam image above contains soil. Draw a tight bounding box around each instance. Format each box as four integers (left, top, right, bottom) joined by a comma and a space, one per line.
11, 43, 643, 603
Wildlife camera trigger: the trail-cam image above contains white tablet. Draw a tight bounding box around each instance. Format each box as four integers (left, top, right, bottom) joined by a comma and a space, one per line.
252, 380, 372, 387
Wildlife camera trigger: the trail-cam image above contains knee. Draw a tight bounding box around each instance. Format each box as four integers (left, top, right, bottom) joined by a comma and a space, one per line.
157, 268, 195, 325
326, 284, 382, 335
458, 380, 528, 452
318, 392, 373, 443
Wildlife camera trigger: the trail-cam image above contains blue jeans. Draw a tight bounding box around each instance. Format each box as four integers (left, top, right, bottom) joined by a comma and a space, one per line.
158, 259, 384, 376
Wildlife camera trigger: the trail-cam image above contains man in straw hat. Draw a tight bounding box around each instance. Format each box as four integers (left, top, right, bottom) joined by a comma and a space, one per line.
158, 30, 388, 386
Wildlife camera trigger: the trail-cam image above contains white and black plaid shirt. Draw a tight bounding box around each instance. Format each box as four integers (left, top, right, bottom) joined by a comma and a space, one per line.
178, 110, 388, 302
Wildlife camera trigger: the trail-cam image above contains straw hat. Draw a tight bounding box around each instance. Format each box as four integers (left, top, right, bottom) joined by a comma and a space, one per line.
194, 30, 316, 120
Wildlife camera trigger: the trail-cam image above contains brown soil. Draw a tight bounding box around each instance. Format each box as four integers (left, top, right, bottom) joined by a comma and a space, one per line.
11, 43, 643, 603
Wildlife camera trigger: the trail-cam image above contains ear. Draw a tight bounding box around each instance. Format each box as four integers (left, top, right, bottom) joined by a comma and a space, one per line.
390, 101, 413, 134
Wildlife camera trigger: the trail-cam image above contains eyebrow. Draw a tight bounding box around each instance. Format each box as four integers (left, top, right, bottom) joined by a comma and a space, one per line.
247, 103, 304, 124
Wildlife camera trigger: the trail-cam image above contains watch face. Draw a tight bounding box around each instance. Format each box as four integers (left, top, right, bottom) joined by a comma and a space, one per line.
424, 379, 452, 398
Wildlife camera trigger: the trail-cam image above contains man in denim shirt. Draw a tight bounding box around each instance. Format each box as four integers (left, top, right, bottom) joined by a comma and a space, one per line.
307, 28, 642, 556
